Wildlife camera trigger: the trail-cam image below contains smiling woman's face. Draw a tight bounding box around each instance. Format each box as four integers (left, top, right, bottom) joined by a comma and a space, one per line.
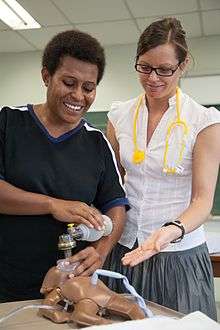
137, 43, 185, 100
42, 55, 98, 128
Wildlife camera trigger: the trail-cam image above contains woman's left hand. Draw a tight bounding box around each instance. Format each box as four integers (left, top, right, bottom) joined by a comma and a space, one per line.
67, 246, 105, 276
121, 225, 182, 267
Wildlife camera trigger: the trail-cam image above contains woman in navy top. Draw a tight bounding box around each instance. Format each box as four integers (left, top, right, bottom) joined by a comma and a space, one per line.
0, 30, 128, 302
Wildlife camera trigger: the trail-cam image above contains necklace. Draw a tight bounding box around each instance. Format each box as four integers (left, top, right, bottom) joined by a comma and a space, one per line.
132, 87, 189, 174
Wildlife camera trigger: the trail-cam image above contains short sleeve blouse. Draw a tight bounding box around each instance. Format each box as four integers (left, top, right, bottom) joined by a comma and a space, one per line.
108, 91, 220, 251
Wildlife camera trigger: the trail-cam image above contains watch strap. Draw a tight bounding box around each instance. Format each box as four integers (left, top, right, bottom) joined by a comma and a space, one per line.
162, 220, 185, 243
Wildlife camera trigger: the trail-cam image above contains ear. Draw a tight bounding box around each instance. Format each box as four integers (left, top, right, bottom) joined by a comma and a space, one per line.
180, 55, 190, 75
41, 67, 50, 87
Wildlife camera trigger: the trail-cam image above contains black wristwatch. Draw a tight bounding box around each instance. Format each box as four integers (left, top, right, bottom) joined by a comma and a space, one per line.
162, 220, 185, 243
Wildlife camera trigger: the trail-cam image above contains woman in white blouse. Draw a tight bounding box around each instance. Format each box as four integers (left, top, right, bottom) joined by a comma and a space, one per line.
105, 17, 220, 319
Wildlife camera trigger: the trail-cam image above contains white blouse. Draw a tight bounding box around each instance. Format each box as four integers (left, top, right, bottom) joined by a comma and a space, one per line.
108, 90, 220, 251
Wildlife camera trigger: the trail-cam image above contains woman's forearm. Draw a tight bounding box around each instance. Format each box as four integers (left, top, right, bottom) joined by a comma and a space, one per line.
0, 180, 111, 228
0, 180, 52, 215
177, 196, 213, 234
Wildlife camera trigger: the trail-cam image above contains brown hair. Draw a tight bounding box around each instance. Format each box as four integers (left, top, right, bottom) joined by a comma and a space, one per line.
136, 17, 188, 63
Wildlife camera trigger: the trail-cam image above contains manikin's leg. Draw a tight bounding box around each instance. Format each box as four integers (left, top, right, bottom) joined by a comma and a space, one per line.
71, 299, 113, 326
106, 294, 145, 320
39, 288, 71, 323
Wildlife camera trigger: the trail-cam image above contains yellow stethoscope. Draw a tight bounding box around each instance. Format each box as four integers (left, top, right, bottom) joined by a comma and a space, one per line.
132, 87, 189, 174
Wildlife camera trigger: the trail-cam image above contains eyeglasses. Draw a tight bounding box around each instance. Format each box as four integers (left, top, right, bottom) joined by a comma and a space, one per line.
135, 63, 181, 77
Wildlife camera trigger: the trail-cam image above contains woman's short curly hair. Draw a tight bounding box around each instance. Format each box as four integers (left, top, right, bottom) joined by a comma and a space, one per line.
42, 29, 105, 84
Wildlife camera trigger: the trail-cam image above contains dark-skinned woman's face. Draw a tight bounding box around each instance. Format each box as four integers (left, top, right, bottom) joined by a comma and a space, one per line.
42, 56, 98, 128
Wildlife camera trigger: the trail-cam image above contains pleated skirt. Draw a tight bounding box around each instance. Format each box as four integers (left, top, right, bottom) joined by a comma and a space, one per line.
103, 242, 217, 320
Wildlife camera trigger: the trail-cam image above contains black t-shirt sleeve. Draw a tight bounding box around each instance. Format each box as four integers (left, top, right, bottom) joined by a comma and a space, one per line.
0, 108, 6, 180
93, 136, 129, 213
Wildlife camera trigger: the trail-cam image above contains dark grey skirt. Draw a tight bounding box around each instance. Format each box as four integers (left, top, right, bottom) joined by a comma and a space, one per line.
103, 242, 217, 320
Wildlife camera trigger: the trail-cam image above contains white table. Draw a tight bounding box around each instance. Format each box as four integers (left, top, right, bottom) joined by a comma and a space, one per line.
0, 299, 183, 330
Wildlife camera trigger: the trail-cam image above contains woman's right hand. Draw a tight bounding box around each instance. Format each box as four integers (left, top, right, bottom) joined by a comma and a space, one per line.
49, 198, 104, 230
121, 225, 182, 266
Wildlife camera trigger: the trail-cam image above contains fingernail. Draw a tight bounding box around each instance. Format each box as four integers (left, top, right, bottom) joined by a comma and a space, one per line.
89, 224, 94, 228
98, 226, 102, 231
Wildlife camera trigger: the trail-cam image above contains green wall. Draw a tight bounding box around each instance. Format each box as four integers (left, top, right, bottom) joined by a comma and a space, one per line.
84, 112, 108, 132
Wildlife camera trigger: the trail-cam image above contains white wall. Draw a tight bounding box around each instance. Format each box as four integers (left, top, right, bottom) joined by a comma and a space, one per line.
0, 52, 44, 106
181, 36, 220, 104
1, 35, 220, 109
181, 75, 220, 105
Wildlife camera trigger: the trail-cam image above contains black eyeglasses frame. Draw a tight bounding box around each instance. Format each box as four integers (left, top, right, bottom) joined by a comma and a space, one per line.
135, 62, 181, 77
